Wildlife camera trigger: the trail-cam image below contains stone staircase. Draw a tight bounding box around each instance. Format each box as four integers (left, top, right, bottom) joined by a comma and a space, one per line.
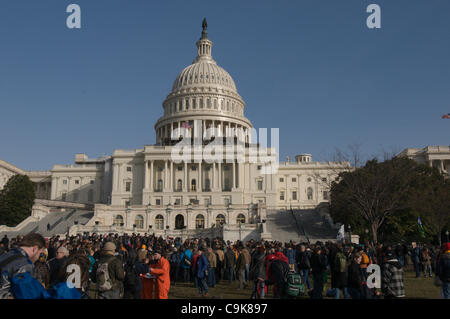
265, 208, 338, 243
0, 209, 94, 238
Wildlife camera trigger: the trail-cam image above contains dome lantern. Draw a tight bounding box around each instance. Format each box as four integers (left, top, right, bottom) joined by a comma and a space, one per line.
194, 18, 214, 64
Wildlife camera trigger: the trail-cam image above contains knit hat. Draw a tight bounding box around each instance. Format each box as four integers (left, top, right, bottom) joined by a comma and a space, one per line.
103, 242, 116, 252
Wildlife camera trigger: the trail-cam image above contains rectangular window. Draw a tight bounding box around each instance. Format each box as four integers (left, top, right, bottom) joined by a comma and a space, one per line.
257, 165, 262, 170
90, 180, 94, 184
292, 191, 297, 200
178, 166, 183, 171
125, 201, 131, 207
63, 180, 67, 185
279, 178, 284, 182
257, 180, 263, 190
126, 182, 131, 192
280, 191, 285, 201
323, 191, 329, 200
204, 198, 210, 206
322, 177, 327, 182
224, 198, 230, 206
156, 199, 161, 206
75, 180, 80, 185
292, 178, 297, 182
191, 166, 197, 171
175, 198, 181, 206
127, 166, 132, 172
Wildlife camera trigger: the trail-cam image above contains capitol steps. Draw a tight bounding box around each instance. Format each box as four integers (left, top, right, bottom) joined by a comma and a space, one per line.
265, 209, 338, 244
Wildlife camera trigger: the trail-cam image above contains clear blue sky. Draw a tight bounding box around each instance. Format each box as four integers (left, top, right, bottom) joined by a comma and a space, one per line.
1, 0, 449, 170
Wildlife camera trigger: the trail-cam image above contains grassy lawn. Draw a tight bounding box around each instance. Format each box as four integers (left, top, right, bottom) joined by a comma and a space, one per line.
168, 267, 441, 299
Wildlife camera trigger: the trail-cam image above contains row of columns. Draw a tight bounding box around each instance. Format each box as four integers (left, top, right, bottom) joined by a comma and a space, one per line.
157, 120, 250, 144
143, 159, 242, 192
429, 159, 449, 173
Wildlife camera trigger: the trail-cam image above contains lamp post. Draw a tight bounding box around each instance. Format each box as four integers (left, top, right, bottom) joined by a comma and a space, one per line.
226, 203, 232, 225
348, 225, 352, 244
166, 203, 172, 231
446, 230, 449, 243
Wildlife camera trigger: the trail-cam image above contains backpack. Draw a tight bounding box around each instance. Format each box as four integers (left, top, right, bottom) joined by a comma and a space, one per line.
335, 253, 347, 273
10, 272, 50, 299
285, 271, 305, 297
96, 257, 115, 292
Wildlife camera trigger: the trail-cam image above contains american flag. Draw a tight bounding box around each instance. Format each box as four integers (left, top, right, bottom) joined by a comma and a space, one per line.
182, 121, 193, 128
442, 113, 450, 119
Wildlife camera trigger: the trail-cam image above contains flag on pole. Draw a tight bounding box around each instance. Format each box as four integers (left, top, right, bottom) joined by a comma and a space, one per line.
442, 113, 450, 119
417, 216, 425, 238
337, 224, 345, 241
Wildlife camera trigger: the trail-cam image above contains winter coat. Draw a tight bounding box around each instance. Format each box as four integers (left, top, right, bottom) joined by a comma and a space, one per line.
310, 253, 327, 275
236, 252, 246, 271
180, 249, 192, 269
296, 251, 311, 270
284, 248, 296, 265
196, 254, 209, 279
437, 251, 450, 282
382, 259, 405, 298
331, 252, 347, 289
93, 253, 125, 291
0, 248, 35, 299
224, 249, 236, 268
242, 248, 252, 265
250, 251, 266, 280
347, 261, 364, 293
206, 251, 217, 268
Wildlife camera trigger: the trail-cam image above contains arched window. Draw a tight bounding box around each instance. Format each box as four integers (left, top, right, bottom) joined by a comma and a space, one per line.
177, 179, 182, 191
307, 187, 313, 200
216, 214, 225, 225
135, 215, 144, 229
191, 179, 196, 191
196, 214, 205, 229
155, 215, 164, 230
186, 99, 189, 109
193, 98, 197, 109
237, 214, 246, 224
113, 215, 124, 226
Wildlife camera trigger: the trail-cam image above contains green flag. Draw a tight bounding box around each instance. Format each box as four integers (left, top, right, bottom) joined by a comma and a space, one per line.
417, 217, 425, 238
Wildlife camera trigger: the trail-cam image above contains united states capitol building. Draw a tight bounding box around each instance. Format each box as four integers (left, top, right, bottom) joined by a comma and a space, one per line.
1, 21, 447, 241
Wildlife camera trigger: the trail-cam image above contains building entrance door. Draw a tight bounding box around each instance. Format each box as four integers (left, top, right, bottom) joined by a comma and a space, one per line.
175, 214, 185, 230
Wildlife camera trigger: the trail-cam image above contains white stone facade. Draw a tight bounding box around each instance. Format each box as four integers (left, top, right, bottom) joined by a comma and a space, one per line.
398, 145, 450, 177
0, 21, 352, 237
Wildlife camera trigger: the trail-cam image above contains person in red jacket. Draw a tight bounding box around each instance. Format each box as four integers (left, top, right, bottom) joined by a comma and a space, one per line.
148, 250, 171, 299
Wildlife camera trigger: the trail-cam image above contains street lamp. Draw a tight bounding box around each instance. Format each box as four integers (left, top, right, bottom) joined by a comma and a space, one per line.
446, 230, 449, 242
348, 225, 352, 244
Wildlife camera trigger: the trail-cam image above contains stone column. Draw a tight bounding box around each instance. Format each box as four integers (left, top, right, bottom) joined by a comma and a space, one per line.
164, 160, 168, 190
440, 160, 445, 173
218, 162, 222, 191
212, 162, 216, 190
150, 161, 154, 192
184, 162, 188, 192
144, 160, 148, 189
170, 161, 174, 191
232, 160, 236, 190
198, 162, 202, 192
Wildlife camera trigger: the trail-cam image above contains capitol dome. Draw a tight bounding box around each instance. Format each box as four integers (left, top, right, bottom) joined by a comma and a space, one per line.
154, 19, 252, 146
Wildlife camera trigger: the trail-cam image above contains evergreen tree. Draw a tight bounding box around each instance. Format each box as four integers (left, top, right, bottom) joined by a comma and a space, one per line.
0, 175, 36, 227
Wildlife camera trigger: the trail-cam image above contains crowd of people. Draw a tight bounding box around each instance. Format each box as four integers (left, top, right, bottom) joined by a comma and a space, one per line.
0, 232, 449, 299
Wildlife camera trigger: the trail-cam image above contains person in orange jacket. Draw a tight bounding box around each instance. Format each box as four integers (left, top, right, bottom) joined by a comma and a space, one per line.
148, 250, 171, 299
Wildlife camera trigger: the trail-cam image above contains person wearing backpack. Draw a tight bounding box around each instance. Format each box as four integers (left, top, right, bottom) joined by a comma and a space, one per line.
180, 246, 192, 283
296, 245, 312, 292
0, 233, 46, 299
331, 244, 347, 299
92, 242, 125, 299
169, 248, 181, 286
